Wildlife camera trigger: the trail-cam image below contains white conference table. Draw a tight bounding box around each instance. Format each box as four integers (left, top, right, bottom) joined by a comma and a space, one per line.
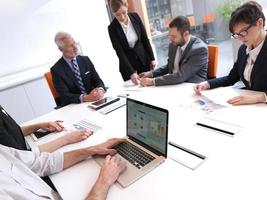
24, 83, 267, 200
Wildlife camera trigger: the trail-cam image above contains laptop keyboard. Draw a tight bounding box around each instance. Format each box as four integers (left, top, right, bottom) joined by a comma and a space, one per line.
114, 141, 155, 169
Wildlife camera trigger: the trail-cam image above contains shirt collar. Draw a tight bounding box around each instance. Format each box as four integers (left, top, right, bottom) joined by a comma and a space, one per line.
119, 15, 130, 29
246, 38, 265, 57
63, 55, 76, 62
181, 35, 191, 52
63, 55, 77, 67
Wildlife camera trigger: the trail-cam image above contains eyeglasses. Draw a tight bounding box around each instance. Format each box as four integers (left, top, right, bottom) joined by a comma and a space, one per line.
231, 24, 255, 39
64, 42, 78, 49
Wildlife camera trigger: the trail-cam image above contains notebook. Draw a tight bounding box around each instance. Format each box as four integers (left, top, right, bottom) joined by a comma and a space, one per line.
94, 98, 168, 187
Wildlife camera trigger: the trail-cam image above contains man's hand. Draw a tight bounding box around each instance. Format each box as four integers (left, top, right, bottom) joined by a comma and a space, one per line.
84, 88, 105, 102
85, 155, 126, 200
150, 60, 157, 70
63, 130, 93, 145
227, 93, 266, 106
139, 71, 153, 78
130, 73, 139, 85
193, 81, 210, 95
38, 120, 64, 132
91, 138, 126, 156
139, 77, 155, 86
98, 155, 126, 186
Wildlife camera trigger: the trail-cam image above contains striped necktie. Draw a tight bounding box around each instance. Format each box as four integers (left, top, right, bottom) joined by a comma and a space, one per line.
71, 59, 86, 94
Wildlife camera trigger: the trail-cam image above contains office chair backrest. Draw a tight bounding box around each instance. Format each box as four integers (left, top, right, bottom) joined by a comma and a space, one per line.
187, 15, 196, 27
207, 45, 218, 79
202, 13, 215, 24
44, 72, 61, 107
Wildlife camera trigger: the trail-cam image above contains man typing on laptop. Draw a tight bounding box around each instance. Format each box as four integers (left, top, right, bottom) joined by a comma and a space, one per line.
95, 98, 169, 187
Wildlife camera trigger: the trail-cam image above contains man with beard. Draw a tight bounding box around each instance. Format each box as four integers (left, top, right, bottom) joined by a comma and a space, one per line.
139, 16, 208, 86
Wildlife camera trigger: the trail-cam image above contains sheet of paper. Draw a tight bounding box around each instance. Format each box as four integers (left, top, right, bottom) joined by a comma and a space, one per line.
123, 80, 142, 91
177, 94, 227, 114
193, 95, 227, 113
63, 118, 102, 132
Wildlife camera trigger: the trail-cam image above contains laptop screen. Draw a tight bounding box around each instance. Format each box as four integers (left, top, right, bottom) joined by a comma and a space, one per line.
127, 98, 168, 157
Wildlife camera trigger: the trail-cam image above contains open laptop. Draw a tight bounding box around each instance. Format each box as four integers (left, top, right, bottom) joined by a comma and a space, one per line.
94, 98, 168, 187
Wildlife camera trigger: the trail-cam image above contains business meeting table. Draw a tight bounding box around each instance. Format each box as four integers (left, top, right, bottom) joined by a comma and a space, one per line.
24, 82, 267, 200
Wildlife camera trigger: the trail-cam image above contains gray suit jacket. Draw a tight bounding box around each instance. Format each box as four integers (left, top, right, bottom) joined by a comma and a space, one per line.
153, 36, 208, 86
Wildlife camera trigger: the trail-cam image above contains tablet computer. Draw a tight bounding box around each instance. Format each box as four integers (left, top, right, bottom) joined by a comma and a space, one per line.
88, 97, 120, 110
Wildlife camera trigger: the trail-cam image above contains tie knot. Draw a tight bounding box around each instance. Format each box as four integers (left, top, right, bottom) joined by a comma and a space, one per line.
71, 59, 78, 69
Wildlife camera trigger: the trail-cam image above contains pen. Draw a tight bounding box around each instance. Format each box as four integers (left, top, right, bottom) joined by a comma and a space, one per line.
168, 141, 206, 160
196, 122, 235, 136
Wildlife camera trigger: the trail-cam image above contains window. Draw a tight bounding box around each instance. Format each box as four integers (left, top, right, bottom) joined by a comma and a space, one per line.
145, 0, 239, 75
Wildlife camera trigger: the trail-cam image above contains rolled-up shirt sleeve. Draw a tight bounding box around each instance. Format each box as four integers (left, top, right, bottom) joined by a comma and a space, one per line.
2, 145, 64, 177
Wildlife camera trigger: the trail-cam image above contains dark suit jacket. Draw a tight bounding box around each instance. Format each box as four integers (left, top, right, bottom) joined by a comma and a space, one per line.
209, 35, 267, 94
0, 105, 27, 150
51, 55, 105, 106
153, 36, 208, 86
108, 12, 155, 81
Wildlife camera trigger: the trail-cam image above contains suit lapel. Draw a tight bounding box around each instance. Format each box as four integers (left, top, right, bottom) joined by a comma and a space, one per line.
114, 18, 130, 48
179, 37, 196, 66
128, 13, 141, 43
60, 57, 80, 88
250, 36, 267, 87
76, 56, 88, 82
168, 44, 178, 73
239, 52, 249, 87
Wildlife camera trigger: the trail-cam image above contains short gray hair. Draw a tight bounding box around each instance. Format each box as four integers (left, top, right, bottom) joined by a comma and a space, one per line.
54, 31, 73, 48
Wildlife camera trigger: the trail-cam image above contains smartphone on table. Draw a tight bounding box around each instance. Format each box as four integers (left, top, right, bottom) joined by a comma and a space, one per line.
30, 130, 52, 141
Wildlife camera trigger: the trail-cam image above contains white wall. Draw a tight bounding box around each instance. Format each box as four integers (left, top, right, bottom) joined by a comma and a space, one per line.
55, 0, 122, 86
0, 0, 123, 123
0, 77, 56, 124
0, 0, 122, 85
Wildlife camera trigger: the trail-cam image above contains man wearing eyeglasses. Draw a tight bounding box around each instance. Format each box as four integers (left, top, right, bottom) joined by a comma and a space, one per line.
194, 1, 267, 105
51, 32, 106, 107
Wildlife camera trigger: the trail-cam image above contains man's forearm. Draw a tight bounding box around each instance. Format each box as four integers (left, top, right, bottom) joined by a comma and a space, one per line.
38, 136, 68, 153
21, 123, 42, 136
63, 147, 95, 169
85, 177, 110, 200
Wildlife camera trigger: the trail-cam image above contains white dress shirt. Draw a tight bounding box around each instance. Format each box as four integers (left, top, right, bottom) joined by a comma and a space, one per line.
173, 35, 191, 74
244, 39, 265, 86
0, 145, 63, 200
120, 15, 138, 48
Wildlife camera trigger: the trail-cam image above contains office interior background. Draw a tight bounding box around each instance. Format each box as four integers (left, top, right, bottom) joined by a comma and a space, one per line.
0, 0, 266, 124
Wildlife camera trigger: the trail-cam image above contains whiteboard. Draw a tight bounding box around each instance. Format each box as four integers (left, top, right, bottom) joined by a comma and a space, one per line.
0, 0, 122, 87
0, 0, 64, 77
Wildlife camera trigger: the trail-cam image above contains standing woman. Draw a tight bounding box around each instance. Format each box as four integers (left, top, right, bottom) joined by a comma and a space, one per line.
108, 0, 156, 84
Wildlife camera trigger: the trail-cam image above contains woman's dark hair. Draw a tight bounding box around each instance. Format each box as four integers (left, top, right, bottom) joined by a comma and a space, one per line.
109, 0, 128, 13
169, 16, 190, 34
229, 2, 265, 33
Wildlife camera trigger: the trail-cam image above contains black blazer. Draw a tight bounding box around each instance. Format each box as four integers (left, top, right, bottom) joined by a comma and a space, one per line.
209, 35, 267, 94
51, 55, 105, 106
0, 105, 27, 150
108, 12, 155, 81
